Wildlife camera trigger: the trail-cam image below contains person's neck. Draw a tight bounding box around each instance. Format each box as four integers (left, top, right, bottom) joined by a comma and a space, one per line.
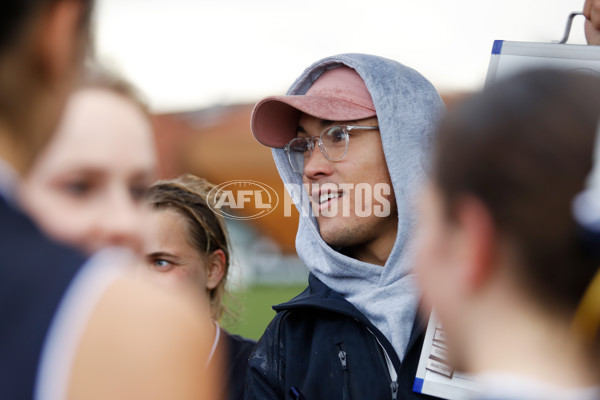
463, 295, 599, 388
347, 232, 396, 266
0, 126, 27, 176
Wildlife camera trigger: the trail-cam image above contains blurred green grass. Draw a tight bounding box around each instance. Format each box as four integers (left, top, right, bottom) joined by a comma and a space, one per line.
222, 284, 306, 340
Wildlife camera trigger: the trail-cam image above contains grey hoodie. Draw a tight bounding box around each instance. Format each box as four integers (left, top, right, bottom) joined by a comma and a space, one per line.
272, 53, 444, 361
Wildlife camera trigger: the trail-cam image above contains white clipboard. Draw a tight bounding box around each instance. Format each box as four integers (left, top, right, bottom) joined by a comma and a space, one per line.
486, 14, 600, 87
412, 313, 480, 400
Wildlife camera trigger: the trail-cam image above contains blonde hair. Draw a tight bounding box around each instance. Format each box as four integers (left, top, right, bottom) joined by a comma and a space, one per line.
146, 174, 231, 320
81, 64, 149, 115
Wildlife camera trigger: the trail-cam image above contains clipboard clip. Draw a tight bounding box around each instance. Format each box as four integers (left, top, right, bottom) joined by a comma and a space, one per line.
558, 12, 584, 44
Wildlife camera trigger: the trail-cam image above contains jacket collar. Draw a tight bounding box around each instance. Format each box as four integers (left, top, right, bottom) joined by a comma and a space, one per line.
273, 273, 429, 370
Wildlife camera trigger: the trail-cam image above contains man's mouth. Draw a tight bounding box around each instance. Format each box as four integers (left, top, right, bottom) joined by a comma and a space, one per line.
319, 191, 343, 205
311, 185, 346, 209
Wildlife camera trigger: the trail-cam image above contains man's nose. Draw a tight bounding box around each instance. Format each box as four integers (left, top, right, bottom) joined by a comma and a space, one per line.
303, 141, 334, 179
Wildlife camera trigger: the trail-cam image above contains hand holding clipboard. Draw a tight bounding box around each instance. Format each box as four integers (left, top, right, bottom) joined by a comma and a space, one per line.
584, 0, 600, 45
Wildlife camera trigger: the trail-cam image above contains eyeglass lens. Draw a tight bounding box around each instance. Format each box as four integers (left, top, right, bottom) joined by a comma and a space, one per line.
286, 127, 349, 173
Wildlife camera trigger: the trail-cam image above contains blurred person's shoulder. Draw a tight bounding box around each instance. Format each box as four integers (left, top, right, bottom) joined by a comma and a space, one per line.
0, 191, 139, 398
0, 194, 220, 399
0, 192, 88, 399
66, 259, 220, 400
35, 245, 220, 399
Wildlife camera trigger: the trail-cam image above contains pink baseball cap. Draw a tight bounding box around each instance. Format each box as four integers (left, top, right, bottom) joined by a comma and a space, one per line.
251, 66, 376, 148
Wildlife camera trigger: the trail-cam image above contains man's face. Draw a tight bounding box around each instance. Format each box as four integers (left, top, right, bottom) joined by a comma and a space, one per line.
297, 113, 397, 259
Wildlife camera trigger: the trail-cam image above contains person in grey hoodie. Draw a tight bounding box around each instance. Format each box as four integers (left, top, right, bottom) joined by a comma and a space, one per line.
246, 53, 443, 399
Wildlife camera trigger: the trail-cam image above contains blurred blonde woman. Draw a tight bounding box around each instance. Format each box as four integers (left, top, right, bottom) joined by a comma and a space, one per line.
144, 173, 256, 400
20, 67, 156, 254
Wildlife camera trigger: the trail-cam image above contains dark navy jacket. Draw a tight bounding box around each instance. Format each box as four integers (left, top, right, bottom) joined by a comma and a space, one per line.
245, 274, 437, 400
0, 196, 86, 399
221, 330, 257, 400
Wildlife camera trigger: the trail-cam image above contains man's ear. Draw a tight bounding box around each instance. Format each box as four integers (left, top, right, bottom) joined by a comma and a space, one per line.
34, 0, 85, 84
205, 249, 226, 290
454, 196, 496, 293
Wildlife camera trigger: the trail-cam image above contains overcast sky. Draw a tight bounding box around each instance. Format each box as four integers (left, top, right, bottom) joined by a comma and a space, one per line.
94, 0, 587, 112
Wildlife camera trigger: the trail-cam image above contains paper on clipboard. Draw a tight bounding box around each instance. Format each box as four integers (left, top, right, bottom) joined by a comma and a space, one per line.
412, 313, 480, 399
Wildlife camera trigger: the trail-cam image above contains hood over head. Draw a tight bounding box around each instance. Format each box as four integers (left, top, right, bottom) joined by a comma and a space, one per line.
259, 53, 444, 361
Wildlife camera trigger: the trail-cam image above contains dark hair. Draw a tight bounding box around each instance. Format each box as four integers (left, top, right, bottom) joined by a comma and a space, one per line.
0, 0, 95, 157
0, 0, 94, 55
146, 174, 231, 320
433, 69, 600, 314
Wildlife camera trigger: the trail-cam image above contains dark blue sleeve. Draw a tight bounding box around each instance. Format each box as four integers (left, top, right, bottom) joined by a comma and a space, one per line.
244, 313, 287, 400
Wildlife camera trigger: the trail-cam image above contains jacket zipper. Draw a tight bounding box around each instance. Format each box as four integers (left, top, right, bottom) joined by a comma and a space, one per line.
337, 344, 351, 400
366, 328, 399, 400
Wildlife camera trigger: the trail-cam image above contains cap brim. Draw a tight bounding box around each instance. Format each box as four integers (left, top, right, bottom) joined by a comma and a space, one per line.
251, 95, 377, 148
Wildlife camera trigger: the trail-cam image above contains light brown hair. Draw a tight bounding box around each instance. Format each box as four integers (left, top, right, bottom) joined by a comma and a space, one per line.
146, 174, 231, 320
80, 65, 149, 116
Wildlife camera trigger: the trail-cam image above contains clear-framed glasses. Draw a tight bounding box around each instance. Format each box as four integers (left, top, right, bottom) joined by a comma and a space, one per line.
283, 125, 379, 173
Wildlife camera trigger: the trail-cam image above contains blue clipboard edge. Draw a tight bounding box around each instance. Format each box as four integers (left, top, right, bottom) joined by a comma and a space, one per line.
413, 377, 425, 393
491, 40, 504, 55
485, 40, 600, 88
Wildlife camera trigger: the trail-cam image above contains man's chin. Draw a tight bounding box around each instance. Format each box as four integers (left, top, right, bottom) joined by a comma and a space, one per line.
317, 222, 354, 249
